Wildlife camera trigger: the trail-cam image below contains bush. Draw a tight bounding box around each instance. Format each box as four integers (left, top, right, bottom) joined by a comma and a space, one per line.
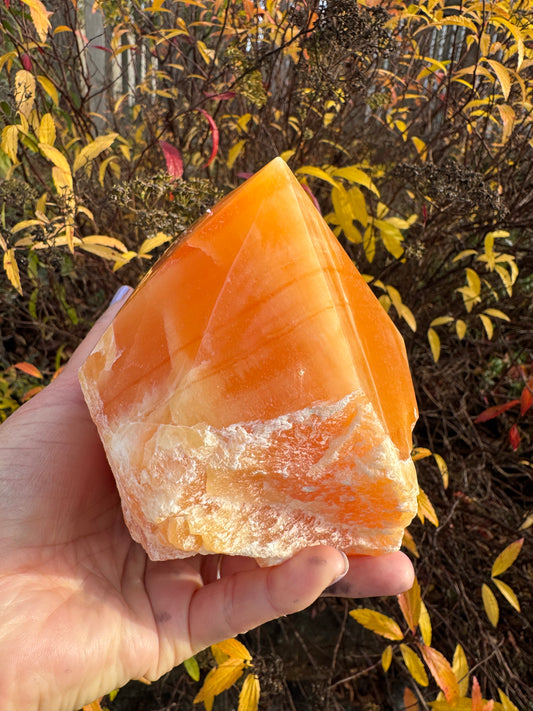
0, 1, 531, 709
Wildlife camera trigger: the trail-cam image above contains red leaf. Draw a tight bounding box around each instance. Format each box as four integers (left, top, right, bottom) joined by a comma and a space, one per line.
204, 91, 236, 101
4, 0, 10, 8
21, 53, 32, 71
14, 362, 43, 379
509, 424, 520, 451
159, 140, 183, 179
475, 400, 520, 423
520, 378, 533, 415
197, 109, 219, 167
237, 172, 253, 180
301, 184, 321, 213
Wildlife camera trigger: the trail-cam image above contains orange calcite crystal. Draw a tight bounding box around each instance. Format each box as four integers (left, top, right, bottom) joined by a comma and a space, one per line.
79, 157, 419, 562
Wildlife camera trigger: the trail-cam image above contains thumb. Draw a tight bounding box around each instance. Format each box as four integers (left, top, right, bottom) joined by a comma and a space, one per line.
60, 285, 133, 381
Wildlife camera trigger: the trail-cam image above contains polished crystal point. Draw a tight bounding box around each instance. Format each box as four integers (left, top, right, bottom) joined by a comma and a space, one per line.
79, 157, 419, 562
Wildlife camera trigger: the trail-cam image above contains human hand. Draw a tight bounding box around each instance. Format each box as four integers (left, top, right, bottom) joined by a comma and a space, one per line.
0, 288, 414, 711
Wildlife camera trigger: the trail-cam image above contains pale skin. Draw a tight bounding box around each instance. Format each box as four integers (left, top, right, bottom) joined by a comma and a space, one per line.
0, 289, 414, 711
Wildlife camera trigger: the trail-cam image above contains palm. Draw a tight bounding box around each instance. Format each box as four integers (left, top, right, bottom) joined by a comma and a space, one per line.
0, 295, 414, 711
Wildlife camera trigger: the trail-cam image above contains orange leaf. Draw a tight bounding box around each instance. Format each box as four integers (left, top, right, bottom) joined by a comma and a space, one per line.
417, 644, 459, 704
475, 400, 519, 423
508, 424, 520, 451
520, 380, 533, 415
403, 686, 419, 710
472, 677, 483, 711
398, 576, 421, 633
14, 361, 43, 378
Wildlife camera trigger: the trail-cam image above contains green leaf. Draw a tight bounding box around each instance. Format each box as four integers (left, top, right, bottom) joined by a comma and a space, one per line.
184, 656, 200, 681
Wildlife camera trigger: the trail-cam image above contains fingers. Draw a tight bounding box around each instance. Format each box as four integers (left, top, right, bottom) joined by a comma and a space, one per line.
321, 551, 414, 598
188, 546, 347, 652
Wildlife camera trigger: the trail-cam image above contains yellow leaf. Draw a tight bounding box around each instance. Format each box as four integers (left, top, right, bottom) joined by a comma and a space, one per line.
52, 166, 73, 194
363, 225, 375, 260
332, 165, 380, 196
418, 644, 459, 705
296, 165, 340, 189
419, 599, 432, 647
11, 219, 44, 233
519, 513, 533, 531
451, 643, 469, 697
417, 488, 439, 527
427, 327, 440, 362
73, 133, 118, 174
492, 579, 520, 612
78, 243, 122, 262
483, 308, 510, 321
194, 659, 245, 703
82, 235, 127, 252
397, 577, 421, 633
349, 609, 404, 641
456, 319, 467, 339
491, 538, 523, 577
14, 70, 36, 118
376, 219, 404, 258
111, 250, 137, 271
38, 113, 56, 146
139, 231, 173, 256
332, 185, 361, 243
381, 645, 393, 672
479, 314, 493, 340
498, 689, 519, 711
1, 125, 19, 162
39, 143, 70, 174
3, 248, 22, 294
482, 583, 499, 627
37, 75, 59, 106
412, 135, 427, 160
238, 673, 260, 711
228, 139, 246, 169
212, 638, 252, 662
497, 104, 516, 143
348, 186, 368, 228
412, 447, 432, 461
402, 529, 419, 558
98, 156, 117, 187
433, 453, 449, 489
484, 59, 511, 100
21, 0, 52, 42
430, 316, 454, 327
400, 644, 428, 687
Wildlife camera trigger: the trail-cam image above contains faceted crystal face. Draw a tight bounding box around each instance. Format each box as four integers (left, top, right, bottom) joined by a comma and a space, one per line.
79, 157, 419, 562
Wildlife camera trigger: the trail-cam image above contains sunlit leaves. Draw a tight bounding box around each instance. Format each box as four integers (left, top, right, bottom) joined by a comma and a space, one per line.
184, 656, 201, 682
1, 125, 19, 162
14, 70, 35, 118
491, 539, 523, 578
349, 609, 404, 641
72, 133, 119, 174
20, 0, 52, 42
481, 584, 499, 627
418, 644, 460, 705
401, 644, 429, 686
194, 638, 259, 711
3, 248, 22, 294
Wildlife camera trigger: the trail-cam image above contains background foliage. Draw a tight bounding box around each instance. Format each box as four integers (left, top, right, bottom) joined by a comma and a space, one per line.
0, 0, 532, 709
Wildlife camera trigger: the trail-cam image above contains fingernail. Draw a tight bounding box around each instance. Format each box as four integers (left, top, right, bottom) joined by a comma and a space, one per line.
329, 551, 349, 587
110, 285, 132, 306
